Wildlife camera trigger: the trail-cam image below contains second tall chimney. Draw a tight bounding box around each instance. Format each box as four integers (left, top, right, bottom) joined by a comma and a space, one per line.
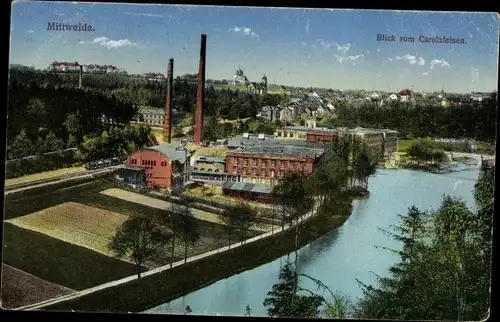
78, 65, 83, 89
163, 59, 174, 144
194, 34, 207, 145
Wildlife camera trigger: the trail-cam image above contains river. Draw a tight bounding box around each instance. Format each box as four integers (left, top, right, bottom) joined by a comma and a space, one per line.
146, 167, 480, 316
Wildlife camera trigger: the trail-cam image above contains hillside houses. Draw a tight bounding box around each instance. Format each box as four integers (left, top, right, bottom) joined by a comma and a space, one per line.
46, 61, 126, 74
399, 89, 415, 102
259, 106, 281, 122
83, 64, 124, 74
258, 91, 336, 124
47, 61, 80, 72
279, 106, 295, 123
143, 72, 166, 81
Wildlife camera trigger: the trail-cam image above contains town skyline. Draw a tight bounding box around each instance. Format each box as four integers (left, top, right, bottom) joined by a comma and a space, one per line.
10, 2, 499, 93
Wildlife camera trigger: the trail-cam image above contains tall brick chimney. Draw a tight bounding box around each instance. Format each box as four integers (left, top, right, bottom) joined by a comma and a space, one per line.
194, 34, 207, 145
163, 58, 174, 144
78, 65, 83, 89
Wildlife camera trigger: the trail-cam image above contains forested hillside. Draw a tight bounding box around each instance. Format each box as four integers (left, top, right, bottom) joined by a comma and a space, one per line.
5, 69, 286, 178
8, 69, 281, 118
327, 97, 497, 142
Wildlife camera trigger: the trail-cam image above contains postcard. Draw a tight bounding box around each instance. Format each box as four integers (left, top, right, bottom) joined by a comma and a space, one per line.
4, 1, 497, 320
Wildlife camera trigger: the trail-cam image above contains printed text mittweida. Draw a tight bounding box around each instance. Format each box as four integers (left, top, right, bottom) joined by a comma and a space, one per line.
47, 22, 94, 32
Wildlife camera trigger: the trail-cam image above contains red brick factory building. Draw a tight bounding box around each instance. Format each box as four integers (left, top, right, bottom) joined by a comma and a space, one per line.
224, 145, 324, 186
118, 145, 192, 190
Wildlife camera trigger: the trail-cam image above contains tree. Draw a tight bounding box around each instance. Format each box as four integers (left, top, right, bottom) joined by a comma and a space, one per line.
432, 197, 474, 321
63, 112, 82, 136
324, 291, 356, 318
108, 214, 171, 278
221, 203, 254, 246
66, 133, 78, 148
43, 131, 65, 152
169, 205, 200, 264
234, 203, 254, 245
272, 171, 314, 306
356, 185, 492, 321
263, 262, 324, 318
25, 98, 47, 124
157, 204, 180, 268
356, 205, 430, 319
353, 143, 378, 189
8, 130, 34, 158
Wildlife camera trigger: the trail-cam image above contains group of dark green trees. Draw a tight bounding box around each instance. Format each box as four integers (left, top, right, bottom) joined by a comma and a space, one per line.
328, 95, 497, 142
406, 139, 449, 168
6, 69, 287, 178
263, 158, 494, 320
7, 70, 158, 178
261, 136, 379, 318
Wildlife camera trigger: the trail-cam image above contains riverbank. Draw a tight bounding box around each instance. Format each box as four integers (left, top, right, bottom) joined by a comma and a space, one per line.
145, 168, 481, 316
399, 163, 442, 173
30, 201, 352, 312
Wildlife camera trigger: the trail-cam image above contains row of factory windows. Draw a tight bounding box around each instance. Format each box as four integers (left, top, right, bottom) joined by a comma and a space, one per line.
275, 132, 307, 139
130, 159, 169, 167
234, 168, 287, 177
233, 158, 305, 169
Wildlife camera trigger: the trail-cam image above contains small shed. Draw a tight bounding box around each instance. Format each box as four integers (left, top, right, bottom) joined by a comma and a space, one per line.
115, 166, 146, 188
222, 181, 274, 203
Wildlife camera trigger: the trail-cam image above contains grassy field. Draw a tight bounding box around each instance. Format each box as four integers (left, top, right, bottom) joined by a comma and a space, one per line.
4, 180, 114, 220
100, 188, 271, 232
3, 223, 140, 291
398, 138, 495, 155
4, 179, 262, 274
185, 143, 229, 158
1, 264, 75, 309
5, 166, 86, 186
42, 207, 350, 312
6, 202, 129, 257
97, 188, 266, 265
397, 139, 419, 153
100, 188, 227, 225
194, 162, 225, 172
186, 186, 272, 210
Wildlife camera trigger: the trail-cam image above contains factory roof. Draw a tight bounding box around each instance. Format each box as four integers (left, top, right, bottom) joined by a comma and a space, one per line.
222, 181, 273, 195
195, 156, 226, 164
145, 145, 191, 164
280, 126, 398, 135
140, 108, 181, 115
121, 165, 145, 172
227, 138, 324, 149
281, 126, 338, 134
228, 145, 324, 159
189, 168, 224, 174
344, 127, 399, 135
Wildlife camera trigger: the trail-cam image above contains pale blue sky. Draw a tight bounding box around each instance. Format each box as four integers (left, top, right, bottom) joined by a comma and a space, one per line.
10, 1, 500, 93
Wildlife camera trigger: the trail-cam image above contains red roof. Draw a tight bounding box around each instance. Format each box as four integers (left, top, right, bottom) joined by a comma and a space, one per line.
399, 89, 414, 96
